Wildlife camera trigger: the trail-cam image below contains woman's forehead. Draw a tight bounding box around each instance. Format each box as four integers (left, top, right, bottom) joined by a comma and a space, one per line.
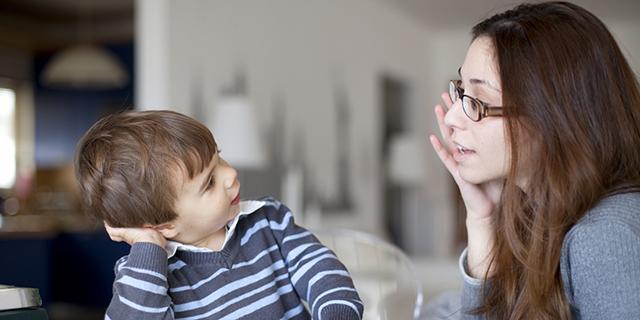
461, 37, 501, 92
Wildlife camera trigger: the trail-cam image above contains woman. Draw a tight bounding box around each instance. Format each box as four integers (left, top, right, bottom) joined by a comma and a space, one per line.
430, 2, 640, 319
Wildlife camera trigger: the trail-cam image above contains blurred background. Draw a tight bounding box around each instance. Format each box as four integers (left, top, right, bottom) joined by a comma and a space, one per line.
0, 0, 638, 319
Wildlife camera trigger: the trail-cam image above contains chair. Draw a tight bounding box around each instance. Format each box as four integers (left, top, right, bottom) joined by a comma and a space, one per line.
312, 228, 423, 320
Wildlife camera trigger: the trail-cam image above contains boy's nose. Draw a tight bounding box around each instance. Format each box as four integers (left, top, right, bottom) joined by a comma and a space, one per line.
224, 166, 238, 190
217, 158, 238, 189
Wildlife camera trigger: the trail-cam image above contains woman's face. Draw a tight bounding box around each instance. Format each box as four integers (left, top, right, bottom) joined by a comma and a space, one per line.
444, 36, 509, 184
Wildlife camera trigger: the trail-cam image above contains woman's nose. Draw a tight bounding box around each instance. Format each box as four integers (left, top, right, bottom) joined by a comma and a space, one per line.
444, 98, 467, 130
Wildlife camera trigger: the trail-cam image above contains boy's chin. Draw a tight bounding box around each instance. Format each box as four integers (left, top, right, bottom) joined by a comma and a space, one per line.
228, 206, 241, 221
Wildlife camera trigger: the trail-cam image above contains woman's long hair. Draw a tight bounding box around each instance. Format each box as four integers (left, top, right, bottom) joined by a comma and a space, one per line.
471, 2, 640, 318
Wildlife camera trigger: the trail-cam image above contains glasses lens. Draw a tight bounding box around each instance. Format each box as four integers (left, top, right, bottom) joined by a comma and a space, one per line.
462, 97, 481, 121
449, 81, 458, 103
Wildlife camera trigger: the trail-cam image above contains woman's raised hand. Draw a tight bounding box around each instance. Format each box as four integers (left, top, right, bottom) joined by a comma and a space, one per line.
429, 91, 502, 278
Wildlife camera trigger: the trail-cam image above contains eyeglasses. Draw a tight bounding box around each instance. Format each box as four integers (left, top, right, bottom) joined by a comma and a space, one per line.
449, 80, 504, 122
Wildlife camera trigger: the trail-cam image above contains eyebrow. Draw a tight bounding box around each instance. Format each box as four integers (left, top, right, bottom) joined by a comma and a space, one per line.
458, 66, 502, 93
199, 157, 218, 193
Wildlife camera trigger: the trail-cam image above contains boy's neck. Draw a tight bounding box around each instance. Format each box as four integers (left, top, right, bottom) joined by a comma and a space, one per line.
188, 228, 227, 251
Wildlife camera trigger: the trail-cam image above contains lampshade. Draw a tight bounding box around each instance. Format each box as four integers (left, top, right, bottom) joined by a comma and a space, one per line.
41, 45, 129, 89
211, 95, 267, 169
388, 134, 426, 186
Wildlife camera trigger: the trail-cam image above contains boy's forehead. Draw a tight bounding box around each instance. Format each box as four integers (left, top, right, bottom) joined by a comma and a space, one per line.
173, 154, 217, 192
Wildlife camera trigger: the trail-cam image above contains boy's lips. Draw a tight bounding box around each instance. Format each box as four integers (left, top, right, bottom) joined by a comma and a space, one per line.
231, 193, 241, 205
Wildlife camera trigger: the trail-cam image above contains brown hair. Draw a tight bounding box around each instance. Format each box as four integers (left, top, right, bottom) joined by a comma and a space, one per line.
471, 2, 640, 319
75, 110, 218, 227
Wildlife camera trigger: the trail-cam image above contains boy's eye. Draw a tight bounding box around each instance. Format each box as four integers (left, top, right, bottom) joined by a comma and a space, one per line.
207, 176, 215, 189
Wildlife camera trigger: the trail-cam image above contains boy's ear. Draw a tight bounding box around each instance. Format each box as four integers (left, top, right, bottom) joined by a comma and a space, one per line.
150, 223, 178, 239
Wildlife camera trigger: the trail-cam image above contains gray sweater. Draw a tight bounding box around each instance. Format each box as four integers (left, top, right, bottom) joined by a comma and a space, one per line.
460, 192, 640, 319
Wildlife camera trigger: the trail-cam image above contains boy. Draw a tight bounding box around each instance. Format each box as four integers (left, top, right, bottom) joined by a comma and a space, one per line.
75, 110, 363, 319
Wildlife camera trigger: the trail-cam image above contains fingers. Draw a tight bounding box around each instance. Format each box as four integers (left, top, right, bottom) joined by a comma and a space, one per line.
103, 221, 167, 246
441, 92, 454, 111
104, 221, 115, 234
429, 135, 462, 185
435, 105, 455, 152
104, 222, 123, 242
435, 105, 448, 139
431, 92, 460, 180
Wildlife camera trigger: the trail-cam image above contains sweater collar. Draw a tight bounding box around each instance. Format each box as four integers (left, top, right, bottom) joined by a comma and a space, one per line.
164, 200, 266, 259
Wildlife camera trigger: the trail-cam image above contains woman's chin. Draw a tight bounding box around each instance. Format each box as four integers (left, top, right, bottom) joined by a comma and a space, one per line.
459, 169, 491, 185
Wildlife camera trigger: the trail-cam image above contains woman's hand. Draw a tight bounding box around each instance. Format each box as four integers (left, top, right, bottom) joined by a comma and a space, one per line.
104, 222, 167, 248
429, 92, 502, 278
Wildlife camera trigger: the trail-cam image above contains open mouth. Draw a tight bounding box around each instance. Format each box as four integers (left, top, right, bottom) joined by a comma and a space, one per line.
457, 145, 469, 155
231, 193, 241, 205
453, 142, 476, 162
454, 142, 475, 154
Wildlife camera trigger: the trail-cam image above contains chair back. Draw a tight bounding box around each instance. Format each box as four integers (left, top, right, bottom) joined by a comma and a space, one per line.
313, 228, 423, 320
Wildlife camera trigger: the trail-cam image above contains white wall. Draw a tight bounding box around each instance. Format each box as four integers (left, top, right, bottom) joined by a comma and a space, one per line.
136, 0, 457, 256
135, 0, 640, 258
135, 0, 171, 109
608, 20, 640, 73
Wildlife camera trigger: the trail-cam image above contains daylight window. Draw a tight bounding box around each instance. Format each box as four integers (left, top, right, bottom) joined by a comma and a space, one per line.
0, 88, 16, 189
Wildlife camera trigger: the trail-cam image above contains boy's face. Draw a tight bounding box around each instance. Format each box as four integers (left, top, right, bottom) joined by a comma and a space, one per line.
168, 153, 241, 249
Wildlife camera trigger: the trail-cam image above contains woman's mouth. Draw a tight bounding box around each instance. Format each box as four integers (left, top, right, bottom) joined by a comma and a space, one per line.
453, 142, 476, 162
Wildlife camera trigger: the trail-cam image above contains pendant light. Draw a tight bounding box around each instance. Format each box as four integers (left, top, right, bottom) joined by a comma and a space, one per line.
40, 2, 129, 90
41, 44, 129, 89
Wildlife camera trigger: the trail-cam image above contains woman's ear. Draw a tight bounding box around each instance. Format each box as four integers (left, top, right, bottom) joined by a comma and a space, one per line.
152, 223, 178, 239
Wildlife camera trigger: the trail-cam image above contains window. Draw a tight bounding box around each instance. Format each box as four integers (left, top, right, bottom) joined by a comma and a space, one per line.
0, 88, 16, 189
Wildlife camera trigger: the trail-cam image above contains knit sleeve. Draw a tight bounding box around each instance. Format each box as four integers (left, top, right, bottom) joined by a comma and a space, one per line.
562, 219, 640, 319
262, 198, 364, 320
105, 242, 174, 320
459, 248, 488, 319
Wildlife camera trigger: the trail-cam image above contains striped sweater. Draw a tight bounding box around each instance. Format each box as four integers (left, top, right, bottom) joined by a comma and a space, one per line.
105, 198, 363, 320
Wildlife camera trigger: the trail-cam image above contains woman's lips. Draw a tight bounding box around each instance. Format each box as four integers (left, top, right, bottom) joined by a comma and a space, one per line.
453, 142, 476, 162
231, 193, 241, 205
453, 149, 476, 162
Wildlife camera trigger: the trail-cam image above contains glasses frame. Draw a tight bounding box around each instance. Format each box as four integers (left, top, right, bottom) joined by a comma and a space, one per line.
449, 80, 504, 122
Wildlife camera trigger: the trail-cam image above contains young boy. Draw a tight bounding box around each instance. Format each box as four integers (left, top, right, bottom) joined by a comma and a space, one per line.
75, 110, 363, 320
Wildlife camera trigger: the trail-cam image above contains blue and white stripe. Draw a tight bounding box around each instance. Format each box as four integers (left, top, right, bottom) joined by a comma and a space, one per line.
105, 198, 363, 320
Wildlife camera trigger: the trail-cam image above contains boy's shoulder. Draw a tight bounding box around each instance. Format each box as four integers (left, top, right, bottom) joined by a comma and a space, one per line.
243, 196, 292, 222
254, 196, 284, 209
236, 197, 297, 237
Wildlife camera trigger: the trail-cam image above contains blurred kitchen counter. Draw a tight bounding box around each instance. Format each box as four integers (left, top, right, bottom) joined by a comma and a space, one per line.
0, 212, 128, 311
0, 213, 100, 238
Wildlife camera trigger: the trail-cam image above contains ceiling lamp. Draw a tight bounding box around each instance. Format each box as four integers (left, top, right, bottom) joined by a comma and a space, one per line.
210, 71, 267, 169
40, 44, 129, 90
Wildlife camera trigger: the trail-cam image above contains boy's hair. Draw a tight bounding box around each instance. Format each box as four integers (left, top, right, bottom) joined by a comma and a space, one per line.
75, 110, 218, 227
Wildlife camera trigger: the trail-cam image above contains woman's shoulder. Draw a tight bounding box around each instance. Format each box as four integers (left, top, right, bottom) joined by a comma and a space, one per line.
561, 191, 640, 267
560, 192, 640, 312
575, 191, 640, 231
563, 192, 640, 247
